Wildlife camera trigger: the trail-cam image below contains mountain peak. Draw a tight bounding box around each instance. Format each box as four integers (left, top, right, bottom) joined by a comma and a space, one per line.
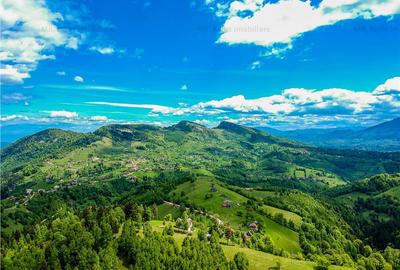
170, 121, 208, 132
359, 117, 400, 140
216, 121, 255, 135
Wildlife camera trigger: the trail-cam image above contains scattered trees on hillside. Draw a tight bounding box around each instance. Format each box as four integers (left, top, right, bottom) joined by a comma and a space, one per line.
2, 206, 249, 270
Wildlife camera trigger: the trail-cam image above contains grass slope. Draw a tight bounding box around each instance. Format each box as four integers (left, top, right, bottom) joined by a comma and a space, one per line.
261, 205, 303, 227
148, 220, 352, 270
379, 186, 400, 199
169, 177, 301, 253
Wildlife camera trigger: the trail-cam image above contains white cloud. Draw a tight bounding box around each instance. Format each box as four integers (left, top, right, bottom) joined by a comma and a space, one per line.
0, 0, 80, 84
48, 110, 78, 118
261, 43, 293, 58
250, 60, 261, 70
74, 76, 84, 83
178, 102, 188, 107
0, 114, 29, 122
90, 115, 108, 121
213, 0, 400, 52
1, 92, 31, 104
194, 119, 216, 126
87, 76, 400, 125
83, 85, 127, 92
66, 37, 79, 50
89, 46, 115, 55
180, 84, 189, 91
86, 101, 175, 114
56, 71, 66, 76
374, 77, 400, 94
0, 64, 30, 84
42, 84, 128, 92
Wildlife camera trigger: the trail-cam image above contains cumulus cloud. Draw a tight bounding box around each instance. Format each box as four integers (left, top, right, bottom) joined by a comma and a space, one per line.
48, 110, 78, 118
66, 37, 79, 50
0, 64, 30, 84
186, 78, 400, 116
87, 76, 400, 126
0, 113, 113, 125
211, 0, 400, 53
0, 114, 29, 122
0, 0, 79, 84
74, 76, 84, 83
180, 84, 189, 91
375, 77, 400, 94
90, 115, 108, 121
89, 46, 115, 55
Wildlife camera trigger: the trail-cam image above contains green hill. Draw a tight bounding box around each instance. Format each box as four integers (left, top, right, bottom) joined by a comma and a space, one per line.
2, 121, 399, 196
1, 121, 399, 270
0, 129, 97, 170
329, 174, 400, 249
169, 176, 301, 253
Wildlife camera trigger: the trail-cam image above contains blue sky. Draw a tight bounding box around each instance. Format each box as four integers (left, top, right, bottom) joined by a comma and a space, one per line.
1, 0, 400, 142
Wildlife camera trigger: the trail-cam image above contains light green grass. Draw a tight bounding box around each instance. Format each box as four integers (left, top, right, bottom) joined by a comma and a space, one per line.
261, 205, 303, 227
253, 212, 300, 253
379, 186, 400, 199
148, 220, 353, 270
170, 177, 301, 254
157, 204, 182, 220
336, 192, 371, 205
148, 220, 190, 246
243, 189, 276, 199
170, 176, 248, 228
223, 245, 314, 270
223, 245, 354, 270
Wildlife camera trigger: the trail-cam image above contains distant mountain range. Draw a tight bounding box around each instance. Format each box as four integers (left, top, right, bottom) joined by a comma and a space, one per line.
258, 117, 400, 152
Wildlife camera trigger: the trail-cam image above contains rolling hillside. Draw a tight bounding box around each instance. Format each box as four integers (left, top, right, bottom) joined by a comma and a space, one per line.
2, 121, 399, 192
168, 176, 301, 253
1, 121, 400, 270
259, 117, 400, 152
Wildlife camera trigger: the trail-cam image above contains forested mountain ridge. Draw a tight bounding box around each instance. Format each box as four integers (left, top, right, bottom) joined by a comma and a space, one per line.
0, 128, 98, 170
2, 121, 399, 183
258, 117, 400, 152
1, 121, 400, 270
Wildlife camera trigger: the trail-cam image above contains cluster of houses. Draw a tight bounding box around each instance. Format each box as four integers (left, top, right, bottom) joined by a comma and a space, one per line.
243, 221, 259, 238
175, 217, 193, 233
9, 179, 82, 206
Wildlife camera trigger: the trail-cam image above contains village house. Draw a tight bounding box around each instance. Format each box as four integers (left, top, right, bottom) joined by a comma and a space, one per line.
249, 222, 258, 231
222, 199, 232, 208
187, 218, 193, 232
242, 230, 252, 241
